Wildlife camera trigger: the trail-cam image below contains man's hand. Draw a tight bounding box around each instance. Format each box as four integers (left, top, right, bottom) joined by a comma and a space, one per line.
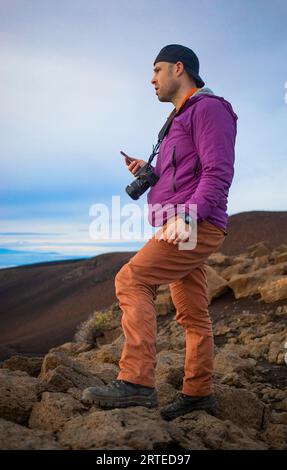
155, 215, 192, 245
127, 159, 147, 175
122, 154, 147, 175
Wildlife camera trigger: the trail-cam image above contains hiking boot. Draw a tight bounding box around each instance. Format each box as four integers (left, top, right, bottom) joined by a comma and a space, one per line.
82, 379, 158, 409
160, 393, 217, 421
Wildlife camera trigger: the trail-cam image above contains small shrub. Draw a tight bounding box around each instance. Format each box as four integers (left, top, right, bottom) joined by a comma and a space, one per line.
75, 310, 114, 345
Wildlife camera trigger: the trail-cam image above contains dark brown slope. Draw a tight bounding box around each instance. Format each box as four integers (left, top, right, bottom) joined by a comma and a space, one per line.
0, 210, 286, 360
0, 252, 135, 359
223, 210, 287, 255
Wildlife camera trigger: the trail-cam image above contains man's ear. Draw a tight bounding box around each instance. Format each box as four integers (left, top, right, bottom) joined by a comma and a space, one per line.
175, 61, 185, 77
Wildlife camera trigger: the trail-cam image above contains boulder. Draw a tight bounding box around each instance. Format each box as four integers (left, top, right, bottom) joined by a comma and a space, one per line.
214, 323, 232, 336
214, 348, 256, 376
156, 382, 178, 406
29, 391, 86, 432
0, 418, 61, 450
228, 262, 287, 299
220, 258, 253, 281
155, 350, 184, 388
51, 341, 92, 355
0, 355, 43, 377
263, 423, 287, 450
205, 265, 229, 303
173, 411, 267, 450
238, 329, 286, 364
57, 407, 192, 450
0, 369, 38, 424
247, 242, 271, 258
215, 384, 268, 430
259, 277, 287, 303
252, 255, 271, 271
93, 335, 124, 365
75, 360, 119, 384
273, 244, 287, 254
270, 411, 287, 425
206, 253, 233, 269
40, 351, 103, 392
274, 252, 287, 264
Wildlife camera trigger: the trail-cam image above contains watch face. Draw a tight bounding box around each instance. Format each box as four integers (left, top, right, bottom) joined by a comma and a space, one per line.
178, 213, 192, 225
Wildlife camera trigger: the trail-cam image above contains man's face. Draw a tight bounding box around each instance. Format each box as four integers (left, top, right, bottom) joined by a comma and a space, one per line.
151, 61, 180, 103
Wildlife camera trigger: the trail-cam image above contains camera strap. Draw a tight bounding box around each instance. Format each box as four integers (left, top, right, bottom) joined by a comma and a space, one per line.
147, 108, 177, 165
147, 87, 202, 165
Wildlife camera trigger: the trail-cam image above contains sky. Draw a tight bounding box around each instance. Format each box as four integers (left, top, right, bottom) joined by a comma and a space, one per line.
0, 0, 287, 268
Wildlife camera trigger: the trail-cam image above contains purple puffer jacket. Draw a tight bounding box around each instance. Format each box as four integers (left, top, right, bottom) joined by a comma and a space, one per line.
147, 88, 238, 233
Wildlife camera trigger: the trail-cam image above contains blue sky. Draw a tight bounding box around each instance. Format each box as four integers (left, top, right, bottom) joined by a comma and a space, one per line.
0, 0, 286, 267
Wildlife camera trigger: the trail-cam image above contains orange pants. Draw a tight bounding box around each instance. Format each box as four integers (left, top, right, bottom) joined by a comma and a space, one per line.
115, 220, 225, 396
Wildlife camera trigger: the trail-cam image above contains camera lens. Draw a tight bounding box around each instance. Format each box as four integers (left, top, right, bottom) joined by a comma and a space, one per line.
125, 178, 151, 200
125, 183, 140, 200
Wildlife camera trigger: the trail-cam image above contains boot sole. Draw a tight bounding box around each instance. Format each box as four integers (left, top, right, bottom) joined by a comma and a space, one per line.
161, 403, 218, 421
82, 390, 158, 409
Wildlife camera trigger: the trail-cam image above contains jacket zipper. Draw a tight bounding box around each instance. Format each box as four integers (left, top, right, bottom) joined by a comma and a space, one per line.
194, 157, 201, 176
172, 146, 177, 192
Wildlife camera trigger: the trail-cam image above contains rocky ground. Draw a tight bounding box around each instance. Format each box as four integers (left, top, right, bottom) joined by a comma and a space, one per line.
0, 241, 286, 450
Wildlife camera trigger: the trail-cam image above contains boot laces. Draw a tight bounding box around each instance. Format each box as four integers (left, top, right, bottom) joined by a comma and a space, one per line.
107, 380, 125, 389
168, 394, 185, 411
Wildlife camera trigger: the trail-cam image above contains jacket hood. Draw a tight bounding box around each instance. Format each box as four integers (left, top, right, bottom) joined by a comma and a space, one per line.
182, 86, 238, 123
194, 86, 215, 96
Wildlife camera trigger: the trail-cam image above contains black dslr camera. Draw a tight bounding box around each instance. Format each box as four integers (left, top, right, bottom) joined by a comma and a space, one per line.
125, 163, 159, 200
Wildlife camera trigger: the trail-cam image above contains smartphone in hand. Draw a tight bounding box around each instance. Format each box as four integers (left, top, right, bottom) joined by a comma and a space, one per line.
120, 151, 137, 164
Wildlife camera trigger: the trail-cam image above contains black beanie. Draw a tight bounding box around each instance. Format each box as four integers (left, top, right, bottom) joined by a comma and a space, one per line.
154, 44, 205, 88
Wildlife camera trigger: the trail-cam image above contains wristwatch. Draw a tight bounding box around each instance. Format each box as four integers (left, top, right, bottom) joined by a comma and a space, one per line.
178, 212, 193, 225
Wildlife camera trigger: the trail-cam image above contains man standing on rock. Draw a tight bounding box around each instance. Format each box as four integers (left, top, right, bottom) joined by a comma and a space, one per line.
82, 44, 238, 420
